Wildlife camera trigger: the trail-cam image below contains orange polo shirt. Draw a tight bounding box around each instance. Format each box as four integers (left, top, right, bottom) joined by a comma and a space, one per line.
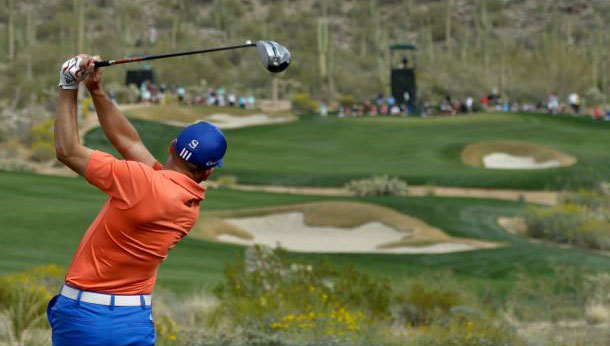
65, 150, 205, 294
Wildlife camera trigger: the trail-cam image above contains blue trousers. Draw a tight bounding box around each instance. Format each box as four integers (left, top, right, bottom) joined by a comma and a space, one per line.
47, 294, 156, 346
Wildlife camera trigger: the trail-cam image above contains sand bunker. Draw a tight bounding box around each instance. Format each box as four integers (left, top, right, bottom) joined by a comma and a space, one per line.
192, 201, 500, 254
462, 141, 577, 170
206, 113, 291, 129
483, 153, 562, 169
218, 212, 475, 254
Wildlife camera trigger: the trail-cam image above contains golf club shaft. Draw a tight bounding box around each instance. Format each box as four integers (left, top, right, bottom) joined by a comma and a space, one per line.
94, 43, 257, 67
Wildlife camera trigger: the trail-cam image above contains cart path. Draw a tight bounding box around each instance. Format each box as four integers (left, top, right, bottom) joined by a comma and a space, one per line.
206, 182, 559, 205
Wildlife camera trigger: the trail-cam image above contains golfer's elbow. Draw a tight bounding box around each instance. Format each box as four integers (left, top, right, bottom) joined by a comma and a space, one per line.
54, 140, 79, 164
55, 145, 72, 163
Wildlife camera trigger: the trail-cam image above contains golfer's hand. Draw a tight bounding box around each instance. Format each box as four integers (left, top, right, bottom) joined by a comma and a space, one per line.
83, 55, 104, 91
58, 54, 89, 90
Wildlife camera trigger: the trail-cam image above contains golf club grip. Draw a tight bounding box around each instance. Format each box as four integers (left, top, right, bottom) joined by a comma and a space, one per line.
94, 57, 145, 67
94, 60, 111, 67
94, 43, 257, 68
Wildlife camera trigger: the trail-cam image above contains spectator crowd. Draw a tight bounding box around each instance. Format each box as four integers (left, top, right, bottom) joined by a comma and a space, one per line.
136, 82, 257, 109
335, 90, 610, 121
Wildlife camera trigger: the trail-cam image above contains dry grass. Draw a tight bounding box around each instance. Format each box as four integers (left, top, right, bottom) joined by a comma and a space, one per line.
516, 321, 610, 346
497, 217, 528, 235
585, 303, 610, 325
461, 140, 577, 168
192, 201, 501, 249
121, 104, 296, 126
123, 105, 258, 122
190, 217, 253, 240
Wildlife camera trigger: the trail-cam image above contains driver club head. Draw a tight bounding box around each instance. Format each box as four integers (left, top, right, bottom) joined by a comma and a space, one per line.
256, 40, 291, 73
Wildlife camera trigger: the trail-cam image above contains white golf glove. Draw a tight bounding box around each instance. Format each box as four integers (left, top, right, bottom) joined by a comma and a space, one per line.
58, 57, 87, 90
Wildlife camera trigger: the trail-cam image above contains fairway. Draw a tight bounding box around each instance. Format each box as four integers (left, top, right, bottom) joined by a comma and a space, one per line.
85, 112, 610, 189
2, 171, 609, 295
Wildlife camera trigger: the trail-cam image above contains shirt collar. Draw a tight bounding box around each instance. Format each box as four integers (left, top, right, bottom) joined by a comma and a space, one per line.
156, 164, 206, 200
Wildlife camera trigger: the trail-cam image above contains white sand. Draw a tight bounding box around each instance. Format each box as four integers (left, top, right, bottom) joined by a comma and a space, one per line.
206, 113, 289, 129
483, 152, 562, 169
217, 212, 476, 254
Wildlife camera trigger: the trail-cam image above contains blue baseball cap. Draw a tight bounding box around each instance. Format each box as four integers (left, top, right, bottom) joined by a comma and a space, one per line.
175, 121, 227, 169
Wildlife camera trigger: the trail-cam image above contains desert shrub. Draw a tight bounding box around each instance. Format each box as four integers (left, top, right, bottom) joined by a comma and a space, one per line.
346, 175, 408, 196
584, 87, 607, 107
395, 281, 464, 326
29, 119, 55, 162
30, 141, 55, 162
506, 266, 588, 322
291, 93, 320, 115
151, 288, 223, 346
155, 314, 180, 345
0, 138, 21, 158
583, 273, 610, 325
0, 265, 65, 344
523, 187, 610, 250
108, 82, 140, 104
585, 303, 609, 325
338, 94, 356, 108
405, 314, 524, 346
561, 186, 610, 220
212, 246, 391, 345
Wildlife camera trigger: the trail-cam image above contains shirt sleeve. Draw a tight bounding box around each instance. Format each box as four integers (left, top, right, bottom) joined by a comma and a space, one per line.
85, 151, 153, 207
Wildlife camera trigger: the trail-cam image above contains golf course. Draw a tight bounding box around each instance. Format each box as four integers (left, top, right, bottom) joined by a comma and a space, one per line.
86, 111, 610, 189
3, 111, 609, 290
1, 1, 609, 344
2, 108, 609, 345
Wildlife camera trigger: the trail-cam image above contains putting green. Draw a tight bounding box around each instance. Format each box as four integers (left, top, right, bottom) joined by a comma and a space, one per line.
84, 111, 610, 189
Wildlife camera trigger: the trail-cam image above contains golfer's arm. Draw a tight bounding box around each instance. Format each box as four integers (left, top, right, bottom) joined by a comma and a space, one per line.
55, 89, 93, 175
89, 87, 157, 166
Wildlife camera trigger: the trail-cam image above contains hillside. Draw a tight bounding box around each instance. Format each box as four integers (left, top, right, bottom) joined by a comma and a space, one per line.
0, 0, 608, 111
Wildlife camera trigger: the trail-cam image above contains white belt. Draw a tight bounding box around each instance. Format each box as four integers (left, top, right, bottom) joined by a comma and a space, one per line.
60, 285, 152, 307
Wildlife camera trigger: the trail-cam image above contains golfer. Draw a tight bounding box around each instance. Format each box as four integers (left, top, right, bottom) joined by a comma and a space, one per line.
48, 54, 227, 346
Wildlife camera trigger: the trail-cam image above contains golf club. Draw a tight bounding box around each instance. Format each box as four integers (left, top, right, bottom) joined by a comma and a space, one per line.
94, 40, 291, 73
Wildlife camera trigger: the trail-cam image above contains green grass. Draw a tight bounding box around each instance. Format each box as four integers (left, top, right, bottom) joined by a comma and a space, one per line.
1, 171, 609, 295
85, 112, 610, 189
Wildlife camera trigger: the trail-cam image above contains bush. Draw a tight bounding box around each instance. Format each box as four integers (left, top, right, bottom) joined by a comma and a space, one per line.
291, 93, 320, 115
29, 119, 55, 162
0, 138, 21, 159
346, 175, 408, 196
108, 82, 140, 104
395, 281, 464, 326
523, 188, 610, 250
0, 265, 65, 344
212, 246, 391, 345
30, 141, 55, 162
338, 94, 356, 108
506, 266, 587, 322
155, 314, 180, 345
585, 303, 609, 325
405, 314, 524, 346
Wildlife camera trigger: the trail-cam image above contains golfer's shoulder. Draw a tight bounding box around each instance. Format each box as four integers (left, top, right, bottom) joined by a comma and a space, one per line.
88, 150, 157, 180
